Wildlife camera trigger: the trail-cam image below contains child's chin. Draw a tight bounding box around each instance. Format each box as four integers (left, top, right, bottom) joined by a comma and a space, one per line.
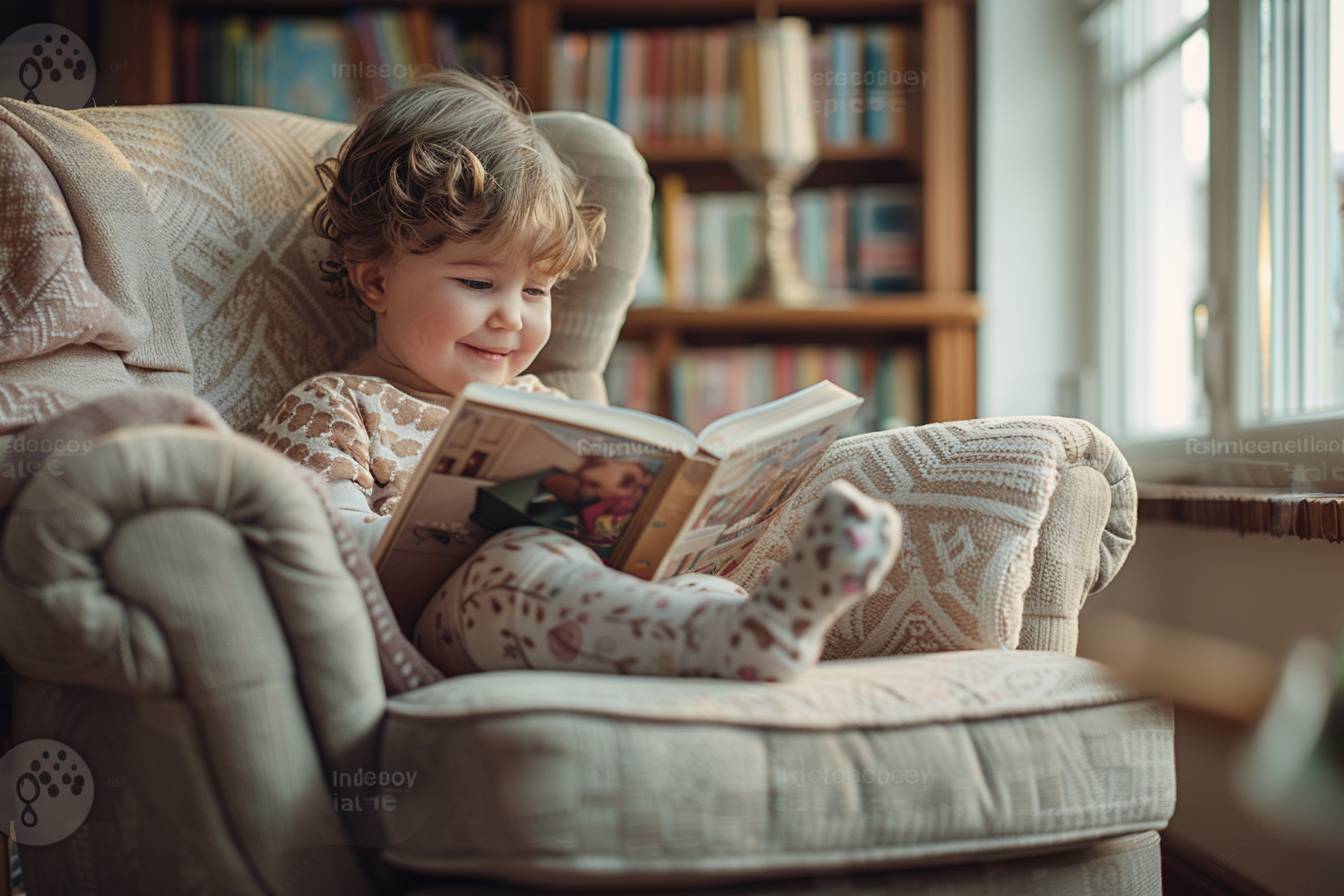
461, 371, 511, 388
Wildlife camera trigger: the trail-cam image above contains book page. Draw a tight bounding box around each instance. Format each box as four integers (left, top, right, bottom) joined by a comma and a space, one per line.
455, 382, 699, 456
654, 400, 860, 580
696, 380, 859, 458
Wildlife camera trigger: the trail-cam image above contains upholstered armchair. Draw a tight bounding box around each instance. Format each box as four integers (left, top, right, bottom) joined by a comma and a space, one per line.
0, 101, 1172, 896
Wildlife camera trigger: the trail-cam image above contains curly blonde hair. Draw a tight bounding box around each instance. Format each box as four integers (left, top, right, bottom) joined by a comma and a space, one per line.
312, 70, 607, 322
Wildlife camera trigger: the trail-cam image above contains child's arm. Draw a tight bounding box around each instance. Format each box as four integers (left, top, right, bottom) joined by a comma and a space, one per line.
327, 479, 393, 555
252, 375, 389, 554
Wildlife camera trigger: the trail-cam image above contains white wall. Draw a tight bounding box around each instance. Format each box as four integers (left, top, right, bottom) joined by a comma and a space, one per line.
1087, 525, 1344, 893
976, 0, 1094, 418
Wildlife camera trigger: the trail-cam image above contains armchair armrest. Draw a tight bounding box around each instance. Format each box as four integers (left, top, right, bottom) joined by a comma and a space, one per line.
729, 416, 1136, 657
0, 425, 382, 894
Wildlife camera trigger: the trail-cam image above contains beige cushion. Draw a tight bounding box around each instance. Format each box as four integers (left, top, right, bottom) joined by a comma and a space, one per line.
378, 650, 1173, 887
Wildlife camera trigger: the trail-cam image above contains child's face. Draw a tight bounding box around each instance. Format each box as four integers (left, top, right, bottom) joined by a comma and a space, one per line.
354, 234, 556, 395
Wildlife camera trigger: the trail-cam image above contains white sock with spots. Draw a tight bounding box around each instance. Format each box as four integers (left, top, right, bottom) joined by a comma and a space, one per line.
679, 479, 902, 682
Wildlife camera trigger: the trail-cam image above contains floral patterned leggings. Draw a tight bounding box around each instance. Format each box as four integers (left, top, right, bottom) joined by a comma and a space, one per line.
412, 479, 902, 682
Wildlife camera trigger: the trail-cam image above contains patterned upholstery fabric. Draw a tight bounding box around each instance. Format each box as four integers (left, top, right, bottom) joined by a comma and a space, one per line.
76, 105, 371, 431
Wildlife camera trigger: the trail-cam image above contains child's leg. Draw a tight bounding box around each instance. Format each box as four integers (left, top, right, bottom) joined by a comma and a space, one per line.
413, 480, 902, 682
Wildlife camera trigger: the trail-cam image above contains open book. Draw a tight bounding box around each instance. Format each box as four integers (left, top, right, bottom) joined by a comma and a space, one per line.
372, 380, 862, 608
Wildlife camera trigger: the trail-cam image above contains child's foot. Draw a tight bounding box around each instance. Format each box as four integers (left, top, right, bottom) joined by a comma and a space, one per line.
710, 480, 901, 682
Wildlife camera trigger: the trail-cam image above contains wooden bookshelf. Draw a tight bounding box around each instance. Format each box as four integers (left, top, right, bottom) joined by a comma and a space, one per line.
635, 141, 920, 165
620, 295, 979, 335
89, 0, 977, 424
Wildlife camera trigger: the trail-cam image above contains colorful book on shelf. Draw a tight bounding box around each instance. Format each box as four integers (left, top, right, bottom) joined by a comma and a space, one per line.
647, 30, 670, 141
862, 26, 887, 143
850, 185, 919, 291
703, 27, 728, 143
548, 21, 913, 149
435, 19, 461, 70
259, 18, 354, 122
829, 25, 860, 145
620, 31, 645, 136
664, 346, 925, 436
181, 11, 504, 118
372, 380, 863, 606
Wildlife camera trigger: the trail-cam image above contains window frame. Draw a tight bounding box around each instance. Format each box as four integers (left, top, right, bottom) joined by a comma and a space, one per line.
1089, 0, 1344, 487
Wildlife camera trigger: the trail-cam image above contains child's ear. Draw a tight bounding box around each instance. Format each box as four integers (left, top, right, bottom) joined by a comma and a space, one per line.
347, 259, 390, 314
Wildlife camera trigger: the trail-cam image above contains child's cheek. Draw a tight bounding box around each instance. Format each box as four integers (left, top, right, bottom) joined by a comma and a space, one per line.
522, 306, 552, 355
413, 306, 473, 352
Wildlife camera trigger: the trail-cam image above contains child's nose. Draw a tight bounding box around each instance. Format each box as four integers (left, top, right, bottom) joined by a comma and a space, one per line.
488, 294, 525, 329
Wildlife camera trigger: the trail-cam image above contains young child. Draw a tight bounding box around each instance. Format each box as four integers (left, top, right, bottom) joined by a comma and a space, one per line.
253, 71, 903, 683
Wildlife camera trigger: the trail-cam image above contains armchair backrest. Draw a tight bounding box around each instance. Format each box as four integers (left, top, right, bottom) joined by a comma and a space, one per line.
0, 101, 652, 433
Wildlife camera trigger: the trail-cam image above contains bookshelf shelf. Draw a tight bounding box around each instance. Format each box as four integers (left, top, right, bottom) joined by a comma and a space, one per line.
556, 0, 930, 16
620, 295, 980, 337
636, 142, 917, 165
90, 0, 975, 427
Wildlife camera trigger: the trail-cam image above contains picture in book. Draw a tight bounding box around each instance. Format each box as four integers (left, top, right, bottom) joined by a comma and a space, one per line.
386, 403, 674, 564
660, 415, 843, 580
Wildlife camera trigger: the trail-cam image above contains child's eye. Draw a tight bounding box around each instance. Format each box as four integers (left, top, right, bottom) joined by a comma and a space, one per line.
524, 287, 550, 299
457, 278, 492, 290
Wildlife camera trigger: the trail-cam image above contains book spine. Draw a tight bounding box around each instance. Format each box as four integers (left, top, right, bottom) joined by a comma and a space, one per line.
372, 11, 399, 92
620, 30, 643, 135
254, 17, 274, 109
835, 26, 861, 145
650, 30, 669, 141
433, 19, 459, 70
809, 31, 826, 146
890, 26, 908, 149
607, 30, 622, 124
179, 19, 200, 103
826, 187, 847, 290
863, 26, 887, 143
642, 29, 661, 142
405, 7, 435, 74
660, 172, 687, 304
724, 28, 740, 143
613, 454, 719, 580
669, 29, 686, 140
704, 27, 727, 143
894, 346, 924, 426
586, 32, 609, 121
690, 29, 705, 139
551, 34, 571, 109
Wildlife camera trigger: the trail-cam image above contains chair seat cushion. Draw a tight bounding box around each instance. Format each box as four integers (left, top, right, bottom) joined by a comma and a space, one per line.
377, 651, 1174, 888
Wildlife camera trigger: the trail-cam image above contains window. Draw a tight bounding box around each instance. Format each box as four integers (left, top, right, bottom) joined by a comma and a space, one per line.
1090, 0, 1211, 441
1249, 0, 1344, 421
1087, 0, 1344, 484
